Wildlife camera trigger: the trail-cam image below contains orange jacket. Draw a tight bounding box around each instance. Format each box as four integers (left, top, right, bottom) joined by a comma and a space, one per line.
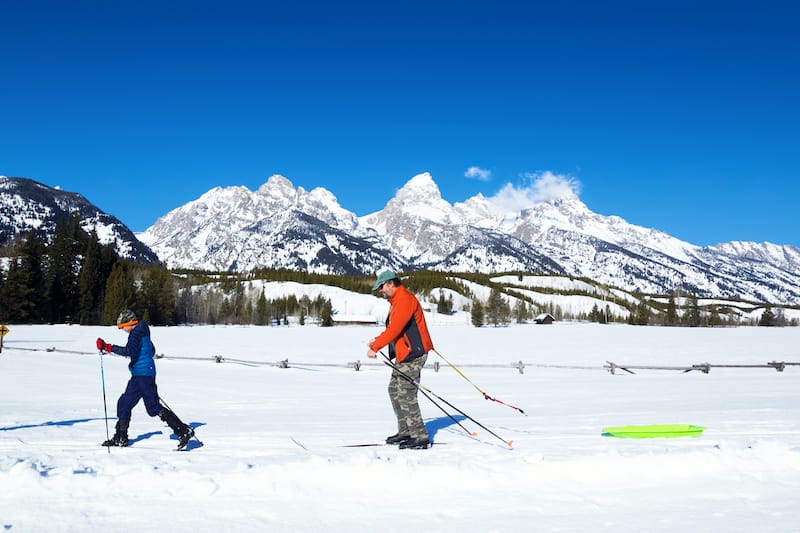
369, 285, 433, 363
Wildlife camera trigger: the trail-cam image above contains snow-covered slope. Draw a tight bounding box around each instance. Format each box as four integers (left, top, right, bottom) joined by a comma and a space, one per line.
0, 176, 158, 264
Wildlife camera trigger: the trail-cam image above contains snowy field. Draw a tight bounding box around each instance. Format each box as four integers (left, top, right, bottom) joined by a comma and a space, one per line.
1, 320, 799, 532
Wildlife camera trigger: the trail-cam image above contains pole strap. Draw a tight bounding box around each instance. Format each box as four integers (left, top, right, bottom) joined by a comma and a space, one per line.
432, 348, 527, 416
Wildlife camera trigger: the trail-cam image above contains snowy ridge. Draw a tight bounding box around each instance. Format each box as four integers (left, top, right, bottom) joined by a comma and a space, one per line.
137, 172, 800, 304
0, 176, 158, 264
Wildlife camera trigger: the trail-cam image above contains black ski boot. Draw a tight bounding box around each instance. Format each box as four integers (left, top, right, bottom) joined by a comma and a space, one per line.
386, 433, 411, 445
399, 437, 431, 450
159, 407, 194, 450
102, 418, 130, 447
176, 426, 195, 450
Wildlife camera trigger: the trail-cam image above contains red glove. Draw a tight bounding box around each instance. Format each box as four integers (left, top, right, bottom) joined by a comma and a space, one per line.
96, 338, 112, 352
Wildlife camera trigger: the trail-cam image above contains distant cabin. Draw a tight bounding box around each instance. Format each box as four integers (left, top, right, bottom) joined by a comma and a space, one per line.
534, 313, 555, 325
332, 315, 379, 326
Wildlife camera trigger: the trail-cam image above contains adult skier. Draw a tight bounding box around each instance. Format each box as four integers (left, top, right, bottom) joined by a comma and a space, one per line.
367, 270, 434, 449
96, 309, 195, 450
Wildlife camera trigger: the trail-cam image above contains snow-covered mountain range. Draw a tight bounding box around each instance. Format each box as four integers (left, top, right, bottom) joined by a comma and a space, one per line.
3, 173, 800, 304
0, 176, 158, 264
138, 173, 800, 304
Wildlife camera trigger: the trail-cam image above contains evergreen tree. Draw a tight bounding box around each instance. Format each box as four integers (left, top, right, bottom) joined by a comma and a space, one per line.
102, 262, 136, 325
759, 306, 776, 327
218, 298, 233, 324
139, 264, 175, 326
685, 295, 701, 327
320, 298, 333, 327
14, 232, 47, 323
0, 265, 5, 322
255, 291, 268, 325
1, 258, 32, 322
666, 293, 678, 326
707, 305, 721, 327
437, 291, 447, 314
471, 299, 484, 327
631, 301, 651, 325
174, 286, 192, 324
513, 299, 528, 323
241, 298, 253, 325
77, 230, 105, 325
485, 288, 510, 326
434, 291, 454, 314
45, 218, 80, 323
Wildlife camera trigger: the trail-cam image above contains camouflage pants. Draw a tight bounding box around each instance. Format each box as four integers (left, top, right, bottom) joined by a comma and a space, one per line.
388, 354, 428, 440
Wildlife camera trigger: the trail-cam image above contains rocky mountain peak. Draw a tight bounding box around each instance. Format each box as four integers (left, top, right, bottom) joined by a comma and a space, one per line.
256, 174, 301, 205
394, 172, 442, 202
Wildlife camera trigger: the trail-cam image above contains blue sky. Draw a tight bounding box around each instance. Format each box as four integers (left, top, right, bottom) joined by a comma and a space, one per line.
2, 1, 798, 246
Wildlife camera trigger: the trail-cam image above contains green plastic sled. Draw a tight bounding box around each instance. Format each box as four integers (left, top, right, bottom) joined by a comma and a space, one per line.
602, 424, 706, 438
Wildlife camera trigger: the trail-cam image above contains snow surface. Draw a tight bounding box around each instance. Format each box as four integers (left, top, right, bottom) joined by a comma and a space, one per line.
2, 320, 799, 532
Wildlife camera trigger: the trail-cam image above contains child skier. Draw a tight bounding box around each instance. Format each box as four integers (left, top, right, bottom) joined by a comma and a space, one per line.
96, 309, 195, 450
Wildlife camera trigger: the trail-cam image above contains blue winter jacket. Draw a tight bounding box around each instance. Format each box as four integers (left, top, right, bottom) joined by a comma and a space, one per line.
111, 320, 156, 377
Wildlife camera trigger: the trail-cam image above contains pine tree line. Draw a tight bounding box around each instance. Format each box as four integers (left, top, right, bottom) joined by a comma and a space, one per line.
174, 282, 334, 326
2, 230, 796, 327
0, 219, 175, 326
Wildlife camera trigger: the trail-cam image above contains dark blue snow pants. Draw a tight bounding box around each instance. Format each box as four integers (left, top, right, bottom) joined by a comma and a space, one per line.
116, 376, 161, 420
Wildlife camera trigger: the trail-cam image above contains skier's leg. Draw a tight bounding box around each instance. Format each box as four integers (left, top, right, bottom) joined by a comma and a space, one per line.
388, 370, 409, 436
395, 355, 429, 441
115, 378, 142, 421
103, 379, 140, 446
139, 376, 162, 417
102, 417, 130, 447
155, 386, 194, 449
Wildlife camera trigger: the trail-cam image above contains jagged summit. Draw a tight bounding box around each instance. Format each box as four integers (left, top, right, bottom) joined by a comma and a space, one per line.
394, 172, 442, 201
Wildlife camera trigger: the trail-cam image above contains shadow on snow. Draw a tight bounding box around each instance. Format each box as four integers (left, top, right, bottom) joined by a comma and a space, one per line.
425, 415, 467, 443
0, 418, 106, 431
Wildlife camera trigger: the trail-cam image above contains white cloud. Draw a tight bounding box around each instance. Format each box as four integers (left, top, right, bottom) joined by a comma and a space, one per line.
464, 166, 492, 181
488, 171, 581, 212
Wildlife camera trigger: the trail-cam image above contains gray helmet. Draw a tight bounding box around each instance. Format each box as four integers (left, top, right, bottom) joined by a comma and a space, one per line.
116, 309, 138, 328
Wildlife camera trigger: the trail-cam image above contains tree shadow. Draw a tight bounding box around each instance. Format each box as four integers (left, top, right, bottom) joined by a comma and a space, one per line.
425, 415, 467, 442
0, 418, 106, 431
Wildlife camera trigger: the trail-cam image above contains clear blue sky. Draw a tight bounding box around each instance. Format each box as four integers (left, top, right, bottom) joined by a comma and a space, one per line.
2, 1, 798, 246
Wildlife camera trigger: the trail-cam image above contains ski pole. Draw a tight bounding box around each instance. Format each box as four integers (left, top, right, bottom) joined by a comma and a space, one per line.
381, 353, 513, 448
99, 349, 110, 454
433, 348, 526, 415
382, 356, 477, 438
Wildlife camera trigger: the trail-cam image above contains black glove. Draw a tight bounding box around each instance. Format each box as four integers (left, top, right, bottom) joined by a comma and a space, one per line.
96, 338, 112, 352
